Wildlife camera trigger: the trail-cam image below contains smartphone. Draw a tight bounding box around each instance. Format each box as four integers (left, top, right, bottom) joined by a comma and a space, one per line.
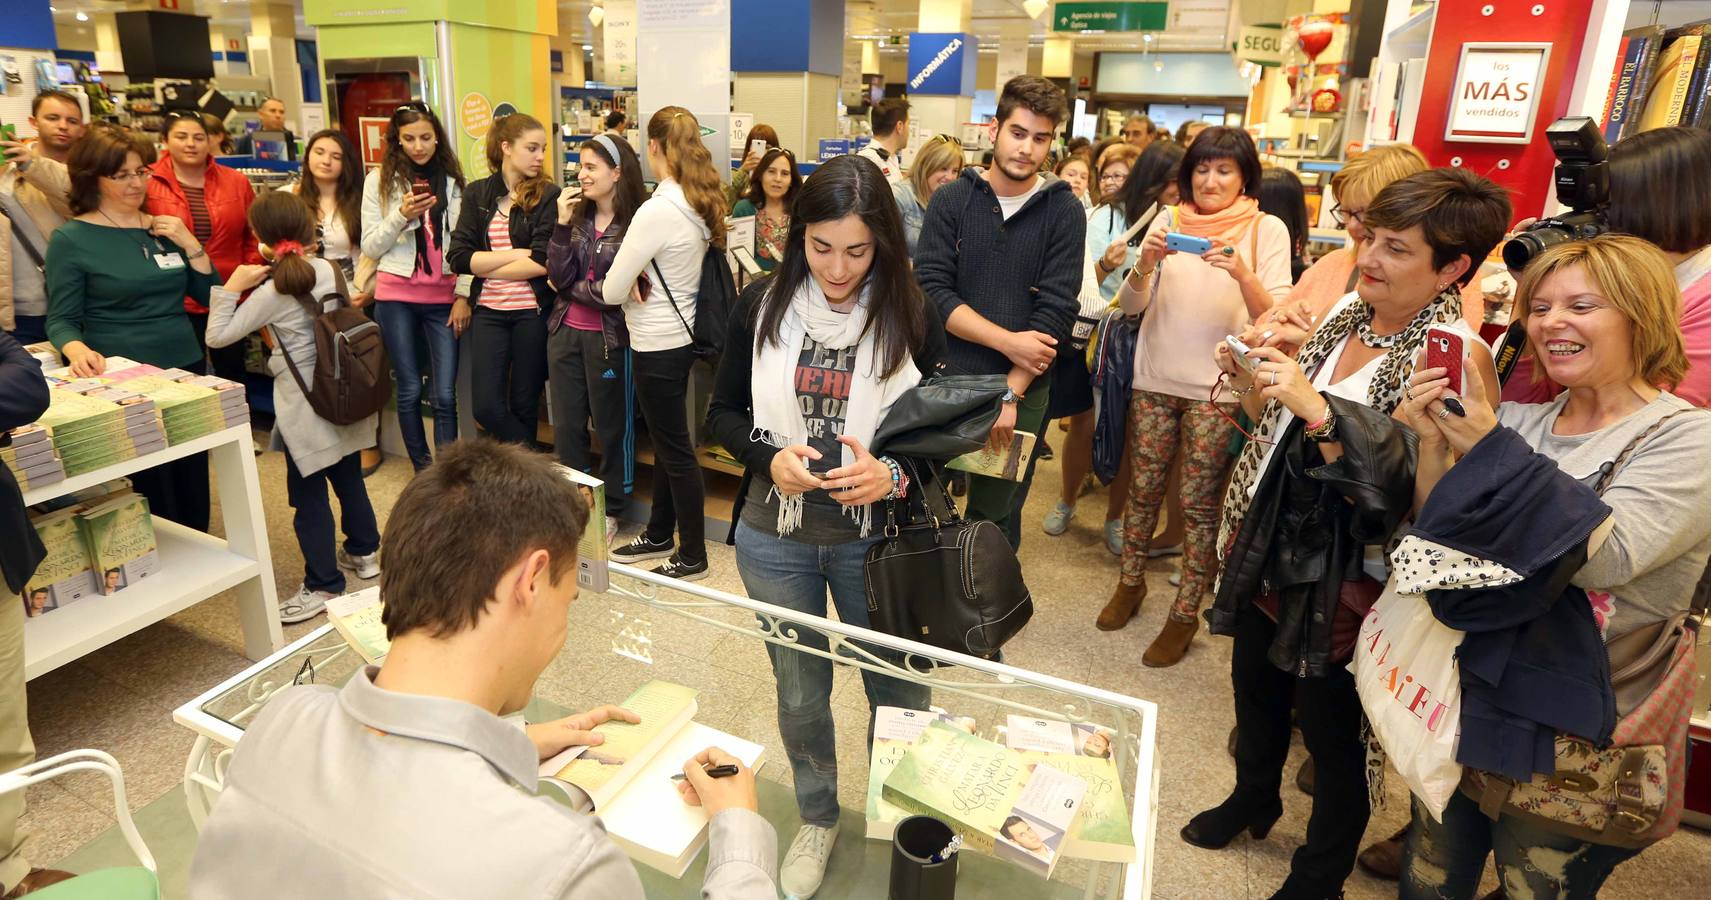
410, 178, 432, 197
749, 139, 767, 158
1426, 326, 1466, 396
1165, 232, 1213, 255
1225, 335, 1260, 374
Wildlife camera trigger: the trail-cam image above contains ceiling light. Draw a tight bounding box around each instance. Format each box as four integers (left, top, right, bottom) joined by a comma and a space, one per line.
76, 11, 88, 21
582, 44, 592, 51
1022, 0, 1049, 18
588, 5, 604, 26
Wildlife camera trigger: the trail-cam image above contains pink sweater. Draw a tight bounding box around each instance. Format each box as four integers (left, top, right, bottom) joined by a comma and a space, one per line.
1120, 212, 1293, 400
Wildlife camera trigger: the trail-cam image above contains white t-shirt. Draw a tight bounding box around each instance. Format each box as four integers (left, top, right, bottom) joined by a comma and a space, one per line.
854, 144, 906, 186
996, 176, 1043, 220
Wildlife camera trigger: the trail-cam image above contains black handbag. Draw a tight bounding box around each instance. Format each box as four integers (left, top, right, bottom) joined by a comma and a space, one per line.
870, 374, 1009, 461
863, 461, 1034, 660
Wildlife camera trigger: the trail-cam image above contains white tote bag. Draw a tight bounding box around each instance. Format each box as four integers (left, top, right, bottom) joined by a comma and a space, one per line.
1351, 585, 1465, 820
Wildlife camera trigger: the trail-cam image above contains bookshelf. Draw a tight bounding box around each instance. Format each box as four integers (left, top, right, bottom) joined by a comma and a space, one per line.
21, 425, 283, 680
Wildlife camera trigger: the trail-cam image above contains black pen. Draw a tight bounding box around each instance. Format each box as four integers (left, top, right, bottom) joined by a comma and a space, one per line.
670, 764, 739, 782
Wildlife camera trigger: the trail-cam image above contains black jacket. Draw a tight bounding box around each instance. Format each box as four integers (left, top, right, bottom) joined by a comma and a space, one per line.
445, 172, 562, 310
1413, 425, 1616, 780
705, 278, 948, 543
545, 217, 630, 349
913, 169, 1084, 377
0, 332, 50, 595
1207, 395, 1417, 677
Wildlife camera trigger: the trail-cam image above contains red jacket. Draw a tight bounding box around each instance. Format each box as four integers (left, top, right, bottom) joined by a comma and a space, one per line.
145, 155, 261, 313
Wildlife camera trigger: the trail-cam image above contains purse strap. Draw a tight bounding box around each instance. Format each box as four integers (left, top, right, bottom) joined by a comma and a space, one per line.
1593, 407, 1696, 495
650, 258, 696, 344
881, 457, 960, 536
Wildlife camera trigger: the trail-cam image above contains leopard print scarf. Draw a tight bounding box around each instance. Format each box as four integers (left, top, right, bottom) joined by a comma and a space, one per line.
1215, 288, 1463, 557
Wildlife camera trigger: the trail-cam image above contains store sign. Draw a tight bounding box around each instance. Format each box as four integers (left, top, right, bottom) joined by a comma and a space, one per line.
460, 92, 493, 138
818, 139, 849, 163
357, 116, 389, 169
603, 0, 637, 85
907, 32, 977, 96
1052, 2, 1167, 33
1235, 25, 1286, 67
1445, 42, 1551, 144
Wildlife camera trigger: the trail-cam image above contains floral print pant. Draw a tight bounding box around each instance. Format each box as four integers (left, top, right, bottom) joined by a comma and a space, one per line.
1118, 388, 1237, 621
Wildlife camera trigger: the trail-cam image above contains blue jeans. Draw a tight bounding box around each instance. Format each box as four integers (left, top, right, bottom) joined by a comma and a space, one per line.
1402, 791, 1641, 900
285, 452, 380, 594
374, 300, 459, 470
734, 520, 932, 827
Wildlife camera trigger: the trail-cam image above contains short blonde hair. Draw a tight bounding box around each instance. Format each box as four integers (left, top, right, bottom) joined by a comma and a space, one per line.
1095, 142, 1139, 177
1331, 143, 1429, 210
909, 135, 964, 205
1515, 234, 1688, 390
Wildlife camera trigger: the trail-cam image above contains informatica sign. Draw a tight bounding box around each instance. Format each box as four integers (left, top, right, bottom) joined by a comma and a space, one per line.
1052, 1, 1168, 33
907, 32, 977, 96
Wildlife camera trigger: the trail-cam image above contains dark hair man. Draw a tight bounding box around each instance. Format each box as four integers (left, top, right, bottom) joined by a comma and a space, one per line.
856, 97, 911, 186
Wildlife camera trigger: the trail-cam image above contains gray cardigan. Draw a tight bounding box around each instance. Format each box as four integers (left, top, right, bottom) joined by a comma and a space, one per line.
205, 258, 376, 476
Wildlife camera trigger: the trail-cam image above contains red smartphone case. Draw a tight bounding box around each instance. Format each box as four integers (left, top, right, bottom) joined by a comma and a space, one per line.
1427, 328, 1465, 395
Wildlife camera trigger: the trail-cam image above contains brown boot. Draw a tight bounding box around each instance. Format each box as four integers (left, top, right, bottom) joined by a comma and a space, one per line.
1295, 757, 1315, 795
1355, 826, 1410, 880
1142, 616, 1198, 667
1097, 582, 1144, 631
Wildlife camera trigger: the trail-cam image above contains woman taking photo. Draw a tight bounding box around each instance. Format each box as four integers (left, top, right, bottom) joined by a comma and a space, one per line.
547, 134, 646, 524
204, 192, 381, 625
730, 147, 801, 273
1098, 127, 1291, 667
1043, 140, 1184, 546
146, 108, 261, 379
727, 123, 781, 206
289, 130, 365, 292
46, 127, 221, 530
706, 155, 938, 900
602, 106, 725, 581
1194, 169, 1509, 900
890, 135, 964, 257
1396, 235, 1711, 900
448, 113, 560, 446
361, 101, 468, 473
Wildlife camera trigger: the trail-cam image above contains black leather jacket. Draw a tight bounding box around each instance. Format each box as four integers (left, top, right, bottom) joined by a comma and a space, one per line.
545, 217, 630, 350
1207, 394, 1417, 678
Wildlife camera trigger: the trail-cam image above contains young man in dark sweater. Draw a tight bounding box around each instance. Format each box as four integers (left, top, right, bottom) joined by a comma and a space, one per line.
913, 75, 1086, 546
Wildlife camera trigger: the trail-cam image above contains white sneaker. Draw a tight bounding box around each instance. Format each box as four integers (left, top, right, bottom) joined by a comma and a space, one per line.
280, 585, 334, 624
780, 822, 839, 899
337, 548, 381, 580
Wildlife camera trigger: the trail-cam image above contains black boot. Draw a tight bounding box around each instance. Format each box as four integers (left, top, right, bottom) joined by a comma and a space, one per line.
1180, 793, 1283, 850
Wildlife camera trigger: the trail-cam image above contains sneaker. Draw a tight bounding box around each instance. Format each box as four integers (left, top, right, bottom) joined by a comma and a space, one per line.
1042, 502, 1074, 536
280, 585, 333, 624
652, 553, 709, 582
1104, 519, 1123, 557
337, 548, 381, 580
780, 822, 840, 899
1168, 570, 1182, 587
1148, 543, 1184, 559
1037, 441, 1054, 461
610, 533, 675, 564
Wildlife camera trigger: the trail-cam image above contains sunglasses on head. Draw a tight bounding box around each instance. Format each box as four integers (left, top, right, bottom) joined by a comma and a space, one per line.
394, 101, 431, 116
162, 109, 204, 124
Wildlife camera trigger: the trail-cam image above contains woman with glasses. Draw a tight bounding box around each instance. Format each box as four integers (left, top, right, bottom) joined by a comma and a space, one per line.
890, 135, 964, 257
361, 101, 469, 473
730, 147, 801, 273
145, 108, 262, 382
46, 127, 220, 531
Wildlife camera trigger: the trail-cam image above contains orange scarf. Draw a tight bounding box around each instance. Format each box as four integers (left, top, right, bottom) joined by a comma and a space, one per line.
1174, 195, 1262, 248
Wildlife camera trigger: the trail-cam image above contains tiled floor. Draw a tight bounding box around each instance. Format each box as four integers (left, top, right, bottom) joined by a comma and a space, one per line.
17, 439, 1711, 898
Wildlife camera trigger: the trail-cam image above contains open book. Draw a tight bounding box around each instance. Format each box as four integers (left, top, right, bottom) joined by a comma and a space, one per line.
539, 680, 764, 878
1004, 715, 1137, 863
326, 587, 390, 664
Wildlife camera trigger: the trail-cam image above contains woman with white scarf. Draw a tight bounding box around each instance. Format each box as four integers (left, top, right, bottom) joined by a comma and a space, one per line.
706, 155, 943, 899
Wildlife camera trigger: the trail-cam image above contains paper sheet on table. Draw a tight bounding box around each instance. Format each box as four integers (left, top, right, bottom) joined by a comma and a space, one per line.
596, 721, 765, 878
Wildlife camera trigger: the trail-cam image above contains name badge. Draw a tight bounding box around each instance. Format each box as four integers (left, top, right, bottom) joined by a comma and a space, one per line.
154, 252, 185, 270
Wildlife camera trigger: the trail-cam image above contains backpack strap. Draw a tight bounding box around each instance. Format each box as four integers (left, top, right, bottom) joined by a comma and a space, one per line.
650, 258, 695, 343
272, 261, 347, 401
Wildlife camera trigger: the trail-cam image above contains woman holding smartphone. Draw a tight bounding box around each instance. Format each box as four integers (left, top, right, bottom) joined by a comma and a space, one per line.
361, 101, 468, 472
601, 106, 726, 581
447, 113, 560, 446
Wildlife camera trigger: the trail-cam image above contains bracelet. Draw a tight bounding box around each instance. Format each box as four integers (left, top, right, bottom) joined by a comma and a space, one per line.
881, 457, 907, 500
1228, 382, 1253, 397
1304, 407, 1338, 442
185, 246, 207, 261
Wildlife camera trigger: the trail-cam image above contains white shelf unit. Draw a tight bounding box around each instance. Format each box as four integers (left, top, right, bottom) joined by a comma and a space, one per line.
21, 425, 283, 680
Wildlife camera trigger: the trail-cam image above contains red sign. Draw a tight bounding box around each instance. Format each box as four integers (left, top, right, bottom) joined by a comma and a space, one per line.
358, 116, 389, 168
159, 0, 180, 9
228, 39, 240, 51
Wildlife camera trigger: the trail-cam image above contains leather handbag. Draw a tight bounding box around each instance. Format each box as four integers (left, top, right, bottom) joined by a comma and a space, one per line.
864, 460, 1034, 660
870, 374, 1009, 461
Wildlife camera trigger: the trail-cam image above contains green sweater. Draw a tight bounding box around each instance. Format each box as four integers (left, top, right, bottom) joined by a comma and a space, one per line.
46, 220, 219, 369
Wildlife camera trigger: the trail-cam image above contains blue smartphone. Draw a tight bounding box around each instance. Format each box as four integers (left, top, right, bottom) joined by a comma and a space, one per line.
1165, 232, 1213, 255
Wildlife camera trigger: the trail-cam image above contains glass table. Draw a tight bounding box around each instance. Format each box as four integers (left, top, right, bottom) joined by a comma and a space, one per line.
174, 565, 1160, 898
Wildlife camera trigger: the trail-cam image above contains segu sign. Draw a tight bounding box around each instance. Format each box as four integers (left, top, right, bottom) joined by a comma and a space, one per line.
1235, 25, 1286, 67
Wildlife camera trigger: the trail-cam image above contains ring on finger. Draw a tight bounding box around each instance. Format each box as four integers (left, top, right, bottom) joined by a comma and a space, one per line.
1268, 371, 1277, 385
1436, 406, 1450, 419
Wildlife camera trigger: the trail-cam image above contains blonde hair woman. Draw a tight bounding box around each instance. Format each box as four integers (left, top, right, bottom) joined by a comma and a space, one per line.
891, 135, 964, 256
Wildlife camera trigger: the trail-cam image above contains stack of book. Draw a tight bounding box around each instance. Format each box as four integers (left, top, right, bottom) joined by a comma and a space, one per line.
173, 372, 249, 429
58, 381, 167, 461
21, 508, 98, 618
74, 489, 160, 595
116, 376, 234, 445
1602, 22, 1711, 141
35, 389, 137, 477
2, 424, 65, 492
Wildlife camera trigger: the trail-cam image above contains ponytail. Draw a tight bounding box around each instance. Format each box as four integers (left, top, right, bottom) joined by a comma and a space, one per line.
248, 191, 320, 296
646, 106, 728, 248
270, 250, 319, 297
486, 113, 551, 214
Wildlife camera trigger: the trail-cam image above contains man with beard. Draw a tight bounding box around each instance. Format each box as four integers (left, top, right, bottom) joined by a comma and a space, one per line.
0, 90, 85, 343
914, 75, 1085, 547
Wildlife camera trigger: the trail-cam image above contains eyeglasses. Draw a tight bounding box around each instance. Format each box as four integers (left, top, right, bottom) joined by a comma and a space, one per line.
104, 169, 151, 183
1330, 205, 1365, 229
1099, 171, 1128, 185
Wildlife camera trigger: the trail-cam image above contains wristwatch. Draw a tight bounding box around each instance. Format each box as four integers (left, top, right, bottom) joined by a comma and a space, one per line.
185, 246, 207, 261
1000, 388, 1022, 405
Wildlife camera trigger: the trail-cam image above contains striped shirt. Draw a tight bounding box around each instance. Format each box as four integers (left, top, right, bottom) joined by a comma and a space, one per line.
181, 183, 213, 245
479, 209, 537, 311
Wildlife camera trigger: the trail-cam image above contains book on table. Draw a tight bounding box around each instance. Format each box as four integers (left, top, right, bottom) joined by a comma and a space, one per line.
23, 508, 98, 617
538, 679, 764, 878
74, 490, 160, 595
881, 720, 1088, 879
865, 706, 977, 841
325, 587, 390, 664
945, 430, 1037, 482
1003, 715, 1138, 863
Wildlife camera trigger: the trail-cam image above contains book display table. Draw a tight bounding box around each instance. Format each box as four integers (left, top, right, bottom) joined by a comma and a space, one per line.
173, 565, 1160, 898
23, 424, 283, 680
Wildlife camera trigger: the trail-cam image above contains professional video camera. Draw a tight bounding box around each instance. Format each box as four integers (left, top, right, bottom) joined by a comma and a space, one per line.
1501, 117, 1609, 271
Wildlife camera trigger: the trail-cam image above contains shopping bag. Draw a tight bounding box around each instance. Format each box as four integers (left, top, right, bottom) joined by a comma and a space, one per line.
1351, 586, 1465, 820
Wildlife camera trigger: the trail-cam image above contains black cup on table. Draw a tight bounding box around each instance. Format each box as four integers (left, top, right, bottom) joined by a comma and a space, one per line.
889, 814, 958, 900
